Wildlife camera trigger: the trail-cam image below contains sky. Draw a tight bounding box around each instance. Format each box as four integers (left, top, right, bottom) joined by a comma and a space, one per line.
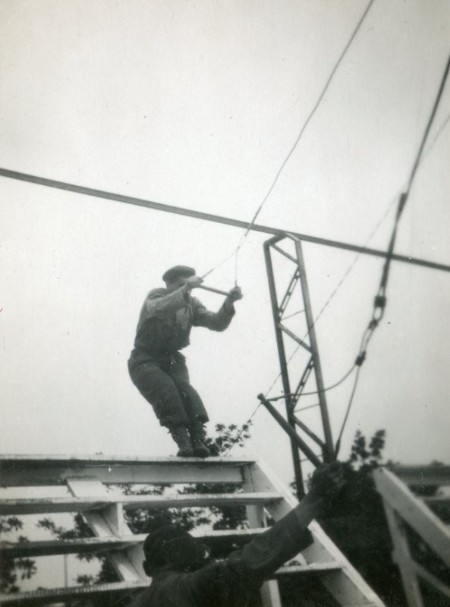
1, 0, 450, 488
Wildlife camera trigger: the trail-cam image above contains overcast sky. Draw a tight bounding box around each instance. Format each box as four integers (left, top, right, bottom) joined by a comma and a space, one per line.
1, 0, 449, 486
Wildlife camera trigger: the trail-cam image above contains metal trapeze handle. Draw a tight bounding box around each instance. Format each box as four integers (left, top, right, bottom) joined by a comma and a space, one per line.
197, 284, 229, 296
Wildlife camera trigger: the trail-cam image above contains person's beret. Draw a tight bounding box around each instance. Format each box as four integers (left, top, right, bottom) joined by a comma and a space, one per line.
162, 265, 196, 283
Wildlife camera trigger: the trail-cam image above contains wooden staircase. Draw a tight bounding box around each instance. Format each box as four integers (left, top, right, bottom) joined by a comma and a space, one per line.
0, 454, 385, 606
374, 465, 450, 607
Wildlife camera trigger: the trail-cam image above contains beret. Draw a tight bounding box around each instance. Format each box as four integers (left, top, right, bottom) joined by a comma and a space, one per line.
162, 265, 196, 283
143, 525, 191, 563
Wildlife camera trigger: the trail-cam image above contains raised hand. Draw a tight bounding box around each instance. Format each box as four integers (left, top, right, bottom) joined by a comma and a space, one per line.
226, 286, 243, 302
310, 462, 346, 500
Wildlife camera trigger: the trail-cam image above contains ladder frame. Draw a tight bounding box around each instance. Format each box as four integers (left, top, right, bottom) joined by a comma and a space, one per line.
263, 234, 335, 497
0, 455, 385, 606
373, 466, 450, 607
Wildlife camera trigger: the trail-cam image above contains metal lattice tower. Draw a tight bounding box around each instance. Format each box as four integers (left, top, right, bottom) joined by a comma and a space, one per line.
263, 233, 335, 495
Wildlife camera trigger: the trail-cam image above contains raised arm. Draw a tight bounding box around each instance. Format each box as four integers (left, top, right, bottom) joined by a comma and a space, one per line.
236, 463, 345, 578
188, 463, 345, 605
193, 286, 243, 331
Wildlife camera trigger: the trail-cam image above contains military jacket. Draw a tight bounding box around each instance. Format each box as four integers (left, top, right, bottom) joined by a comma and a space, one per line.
130, 287, 235, 361
127, 506, 313, 607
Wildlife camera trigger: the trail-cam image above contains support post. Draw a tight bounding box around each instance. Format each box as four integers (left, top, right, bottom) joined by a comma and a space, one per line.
292, 237, 334, 461
264, 239, 304, 498
258, 395, 321, 468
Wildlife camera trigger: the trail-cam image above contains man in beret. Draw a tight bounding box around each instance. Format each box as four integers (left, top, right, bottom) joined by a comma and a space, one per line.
128, 265, 242, 457
127, 462, 346, 607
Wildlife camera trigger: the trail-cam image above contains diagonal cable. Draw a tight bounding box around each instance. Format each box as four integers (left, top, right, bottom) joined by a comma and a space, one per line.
203, 0, 376, 281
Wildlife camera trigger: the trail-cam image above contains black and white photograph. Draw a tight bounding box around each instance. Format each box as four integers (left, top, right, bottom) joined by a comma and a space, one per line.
1, 1, 449, 605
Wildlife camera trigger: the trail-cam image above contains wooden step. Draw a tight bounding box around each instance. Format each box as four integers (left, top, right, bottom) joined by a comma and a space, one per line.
0, 528, 268, 558
0, 562, 344, 606
0, 581, 147, 606
0, 535, 145, 558
0, 491, 281, 515
0, 455, 254, 486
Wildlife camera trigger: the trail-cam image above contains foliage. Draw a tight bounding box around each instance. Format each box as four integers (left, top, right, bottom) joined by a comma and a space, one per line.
313, 429, 405, 604
37, 514, 94, 541
0, 517, 37, 593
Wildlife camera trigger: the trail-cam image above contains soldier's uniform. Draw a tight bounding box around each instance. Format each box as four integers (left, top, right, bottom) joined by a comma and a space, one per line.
128, 498, 315, 607
128, 266, 237, 455
128, 285, 235, 427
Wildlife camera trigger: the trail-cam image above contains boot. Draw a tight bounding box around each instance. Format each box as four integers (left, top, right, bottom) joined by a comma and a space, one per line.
189, 420, 210, 458
168, 425, 194, 457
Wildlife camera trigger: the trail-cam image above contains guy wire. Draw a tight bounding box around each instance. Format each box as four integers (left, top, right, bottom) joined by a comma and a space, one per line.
203, 0, 376, 284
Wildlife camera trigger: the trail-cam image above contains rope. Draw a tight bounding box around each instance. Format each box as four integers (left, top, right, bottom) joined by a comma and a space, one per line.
371, 54, 450, 326
260, 189, 399, 404
203, 0, 376, 283
334, 364, 363, 458
334, 54, 450, 453
420, 112, 450, 165
226, 53, 450, 458
405, 56, 450, 195
222, 401, 263, 456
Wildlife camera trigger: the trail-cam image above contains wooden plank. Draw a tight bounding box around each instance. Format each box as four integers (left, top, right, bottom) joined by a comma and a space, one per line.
248, 461, 386, 606
0, 563, 345, 606
374, 468, 450, 567
0, 581, 147, 606
276, 562, 342, 575
0, 528, 269, 558
0, 492, 281, 515
0, 454, 254, 465
242, 470, 282, 607
0, 535, 145, 558
68, 478, 143, 583
260, 580, 282, 607
412, 560, 450, 600
384, 506, 424, 607
0, 455, 250, 486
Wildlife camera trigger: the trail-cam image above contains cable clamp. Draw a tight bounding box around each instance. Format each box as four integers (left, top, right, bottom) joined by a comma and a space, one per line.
355, 352, 366, 367
398, 192, 408, 215
374, 295, 386, 309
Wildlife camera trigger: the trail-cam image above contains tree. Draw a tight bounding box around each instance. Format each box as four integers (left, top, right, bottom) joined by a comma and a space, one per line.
0, 517, 37, 594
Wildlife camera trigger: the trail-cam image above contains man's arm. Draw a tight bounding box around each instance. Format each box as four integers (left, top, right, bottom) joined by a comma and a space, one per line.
193, 287, 242, 331
236, 463, 344, 578
188, 463, 345, 603
142, 286, 191, 316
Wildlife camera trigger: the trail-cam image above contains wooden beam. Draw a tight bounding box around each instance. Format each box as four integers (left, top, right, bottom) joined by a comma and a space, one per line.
0, 529, 271, 559
0, 581, 147, 606
67, 478, 143, 583
242, 469, 283, 607
1, 167, 449, 274
0, 562, 346, 606
374, 468, 450, 567
0, 536, 144, 558
412, 560, 450, 600
0, 492, 282, 515
246, 461, 386, 606
0, 455, 250, 486
384, 506, 424, 607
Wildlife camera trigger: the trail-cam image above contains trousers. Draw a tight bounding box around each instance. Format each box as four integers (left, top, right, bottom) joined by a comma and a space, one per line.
128, 352, 208, 427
